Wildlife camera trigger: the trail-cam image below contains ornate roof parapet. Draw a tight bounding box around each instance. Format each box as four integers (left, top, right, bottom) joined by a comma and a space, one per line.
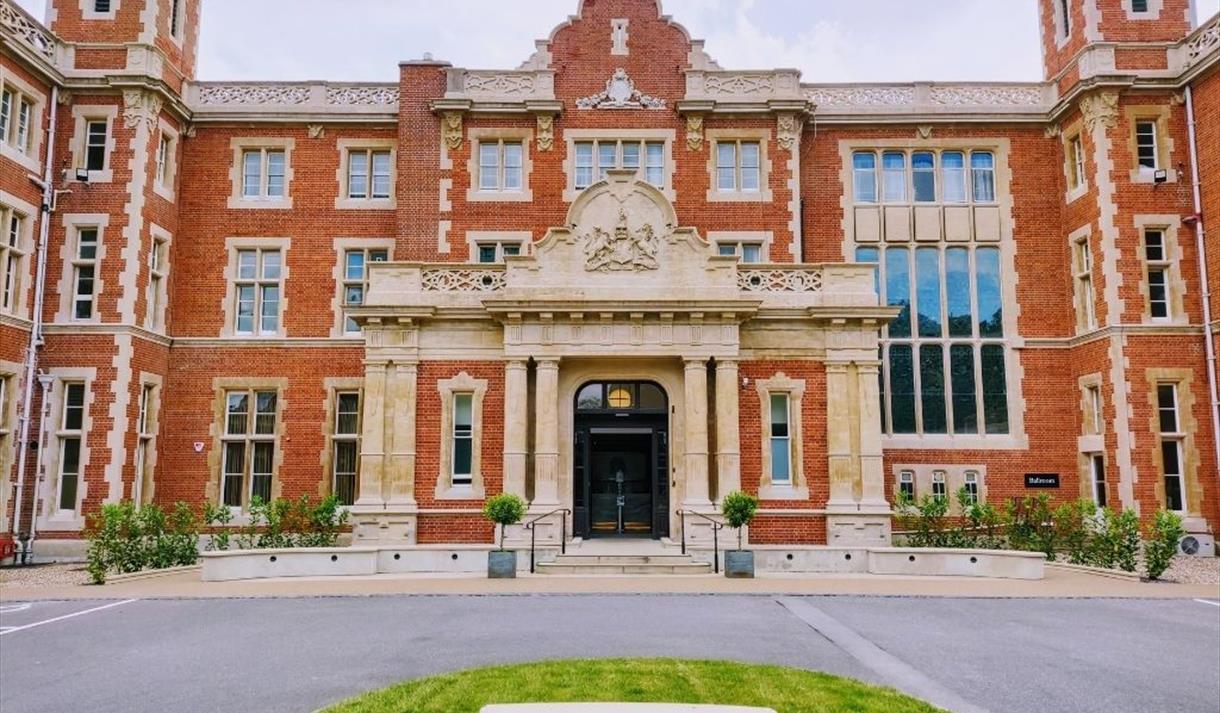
1171, 12, 1220, 72
804, 82, 1056, 121
1, 0, 64, 70
185, 81, 399, 120
435, 68, 559, 114
681, 69, 810, 114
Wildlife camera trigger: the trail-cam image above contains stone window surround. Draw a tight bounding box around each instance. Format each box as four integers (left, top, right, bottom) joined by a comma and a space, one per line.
152, 118, 179, 202
560, 129, 677, 203
220, 237, 291, 339
755, 372, 808, 500
1134, 215, 1186, 325
334, 138, 397, 210
39, 368, 97, 532
134, 371, 163, 504
0, 359, 21, 532
329, 237, 394, 338
841, 139, 1026, 451
227, 137, 295, 210
1063, 121, 1088, 204
435, 371, 488, 500
708, 231, 773, 262
891, 464, 988, 514
1, 191, 37, 320
1077, 373, 1107, 501
80, 0, 119, 20
68, 104, 117, 184
705, 128, 773, 203
319, 377, 364, 503
1069, 224, 1097, 333
465, 230, 531, 263
466, 128, 534, 203
1145, 369, 1201, 515
145, 222, 171, 332
168, 0, 187, 46
55, 213, 110, 324
610, 17, 629, 55
0, 68, 46, 173
1123, 0, 1163, 19
1052, 0, 1071, 47
206, 377, 288, 518
1126, 106, 1177, 183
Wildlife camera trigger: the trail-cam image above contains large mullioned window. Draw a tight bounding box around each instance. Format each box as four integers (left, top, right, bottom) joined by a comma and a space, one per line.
221, 389, 278, 507
853, 150, 995, 204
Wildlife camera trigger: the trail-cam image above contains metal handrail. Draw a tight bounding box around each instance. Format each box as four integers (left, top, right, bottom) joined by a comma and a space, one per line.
522, 507, 570, 574
679, 509, 725, 574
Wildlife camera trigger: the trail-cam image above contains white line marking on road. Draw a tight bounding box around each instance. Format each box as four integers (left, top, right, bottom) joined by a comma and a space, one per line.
0, 603, 32, 614
0, 599, 138, 636
1194, 599, 1220, 607
778, 597, 990, 713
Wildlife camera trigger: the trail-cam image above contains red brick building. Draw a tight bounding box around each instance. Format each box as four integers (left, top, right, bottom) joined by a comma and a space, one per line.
1, 0, 1218, 558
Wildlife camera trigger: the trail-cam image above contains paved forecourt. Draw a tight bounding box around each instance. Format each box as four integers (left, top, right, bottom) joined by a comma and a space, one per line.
1, 593, 1218, 713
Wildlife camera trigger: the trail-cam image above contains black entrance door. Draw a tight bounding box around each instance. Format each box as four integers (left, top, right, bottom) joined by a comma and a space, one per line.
573, 382, 669, 539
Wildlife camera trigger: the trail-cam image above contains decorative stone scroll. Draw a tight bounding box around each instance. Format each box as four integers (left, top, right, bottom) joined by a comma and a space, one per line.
442, 111, 463, 150
583, 207, 660, 272
421, 268, 506, 292
1080, 91, 1120, 131
0, 0, 56, 60
576, 68, 665, 110
122, 90, 162, 130
804, 83, 1052, 115
776, 114, 802, 151
928, 85, 1048, 106
536, 114, 555, 152
737, 268, 824, 293
685, 114, 704, 151
325, 85, 399, 106
805, 85, 917, 107
464, 71, 537, 97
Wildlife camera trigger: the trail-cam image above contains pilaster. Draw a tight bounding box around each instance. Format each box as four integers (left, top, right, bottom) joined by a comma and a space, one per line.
503, 360, 529, 498
386, 362, 417, 506
533, 358, 560, 505
682, 358, 711, 507
714, 359, 741, 501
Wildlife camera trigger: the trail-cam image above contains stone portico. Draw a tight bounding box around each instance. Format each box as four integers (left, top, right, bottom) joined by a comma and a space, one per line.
348, 171, 896, 548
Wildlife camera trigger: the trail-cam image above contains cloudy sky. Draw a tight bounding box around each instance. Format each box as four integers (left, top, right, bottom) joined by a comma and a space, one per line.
16, 0, 1220, 82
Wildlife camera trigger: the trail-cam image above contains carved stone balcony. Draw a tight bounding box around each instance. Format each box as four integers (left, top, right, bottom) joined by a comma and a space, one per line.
185, 82, 399, 120
804, 82, 1057, 120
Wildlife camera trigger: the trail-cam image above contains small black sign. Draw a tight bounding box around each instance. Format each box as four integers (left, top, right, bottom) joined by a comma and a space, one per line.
1025, 473, 1060, 489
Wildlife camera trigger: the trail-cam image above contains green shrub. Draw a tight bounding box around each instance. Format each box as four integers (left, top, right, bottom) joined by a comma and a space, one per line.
893, 491, 952, 548
84, 501, 200, 584
482, 493, 526, 550
1007, 495, 1057, 560
1143, 510, 1185, 581
1053, 499, 1097, 565
720, 491, 759, 550
1112, 508, 1142, 572
233, 495, 349, 550
203, 501, 234, 551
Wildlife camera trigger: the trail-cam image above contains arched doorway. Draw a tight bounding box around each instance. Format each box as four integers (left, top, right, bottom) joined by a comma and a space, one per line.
572, 381, 669, 539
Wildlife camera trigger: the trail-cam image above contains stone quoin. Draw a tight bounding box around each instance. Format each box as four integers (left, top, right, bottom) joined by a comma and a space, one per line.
1, 0, 1218, 558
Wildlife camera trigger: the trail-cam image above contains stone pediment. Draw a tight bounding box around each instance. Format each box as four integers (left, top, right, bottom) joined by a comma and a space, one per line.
501, 170, 740, 301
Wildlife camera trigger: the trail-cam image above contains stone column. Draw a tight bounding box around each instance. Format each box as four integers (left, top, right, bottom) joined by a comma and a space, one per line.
856, 361, 887, 508
503, 360, 529, 499
682, 358, 712, 507
714, 359, 741, 501
355, 361, 388, 507
386, 362, 417, 506
825, 361, 856, 508
533, 358, 560, 505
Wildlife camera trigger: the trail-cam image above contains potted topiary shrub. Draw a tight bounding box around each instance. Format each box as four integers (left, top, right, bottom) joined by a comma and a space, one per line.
721, 490, 759, 578
483, 493, 526, 578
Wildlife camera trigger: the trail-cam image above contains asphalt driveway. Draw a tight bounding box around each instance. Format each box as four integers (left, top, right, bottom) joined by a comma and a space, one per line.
1, 594, 1218, 713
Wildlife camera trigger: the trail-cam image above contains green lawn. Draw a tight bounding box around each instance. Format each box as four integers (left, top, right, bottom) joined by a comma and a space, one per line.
323, 658, 943, 713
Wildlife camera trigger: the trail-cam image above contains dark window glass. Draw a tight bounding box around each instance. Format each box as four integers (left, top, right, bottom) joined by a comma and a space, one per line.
59, 438, 80, 510
1157, 384, 1178, 432
889, 345, 916, 433
334, 441, 357, 506
981, 344, 1009, 434
638, 383, 665, 410
919, 344, 946, 433
85, 121, 107, 171
912, 151, 935, 202
576, 383, 603, 410
251, 442, 274, 502
222, 442, 245, 507
856, 246, 880, 297
950, 344, 978, 434
64, 383, 85, 429
1092, 455, 1107, 508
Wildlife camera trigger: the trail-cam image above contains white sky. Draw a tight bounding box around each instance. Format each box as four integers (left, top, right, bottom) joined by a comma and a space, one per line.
15, 0, 1220, 83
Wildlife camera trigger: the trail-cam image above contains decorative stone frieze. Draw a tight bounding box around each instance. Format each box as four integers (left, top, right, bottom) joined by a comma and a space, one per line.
441, 111, 463, 150
121, 89, 162, 130
1184, 13, 1219, 66
325, 85, 398, 106
187, 82, 401, 118
576, 68, 665, 109
0, 0, 56, 60
737, 268, 823, 293
803, 82, 1054, 117
421, 267, 506, 292
196, 84, 312, 105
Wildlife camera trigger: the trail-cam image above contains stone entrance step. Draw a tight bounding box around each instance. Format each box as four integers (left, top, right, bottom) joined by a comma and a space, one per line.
536, 553, 712, 575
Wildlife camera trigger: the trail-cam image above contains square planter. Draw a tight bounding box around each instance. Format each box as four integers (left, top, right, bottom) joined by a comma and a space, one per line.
488, 550, 518, 578
724, 549, 754, 578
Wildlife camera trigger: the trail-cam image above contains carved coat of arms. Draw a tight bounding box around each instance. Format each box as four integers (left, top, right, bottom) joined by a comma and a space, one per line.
584, 208, 659, 272
576, 68, 666, 110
